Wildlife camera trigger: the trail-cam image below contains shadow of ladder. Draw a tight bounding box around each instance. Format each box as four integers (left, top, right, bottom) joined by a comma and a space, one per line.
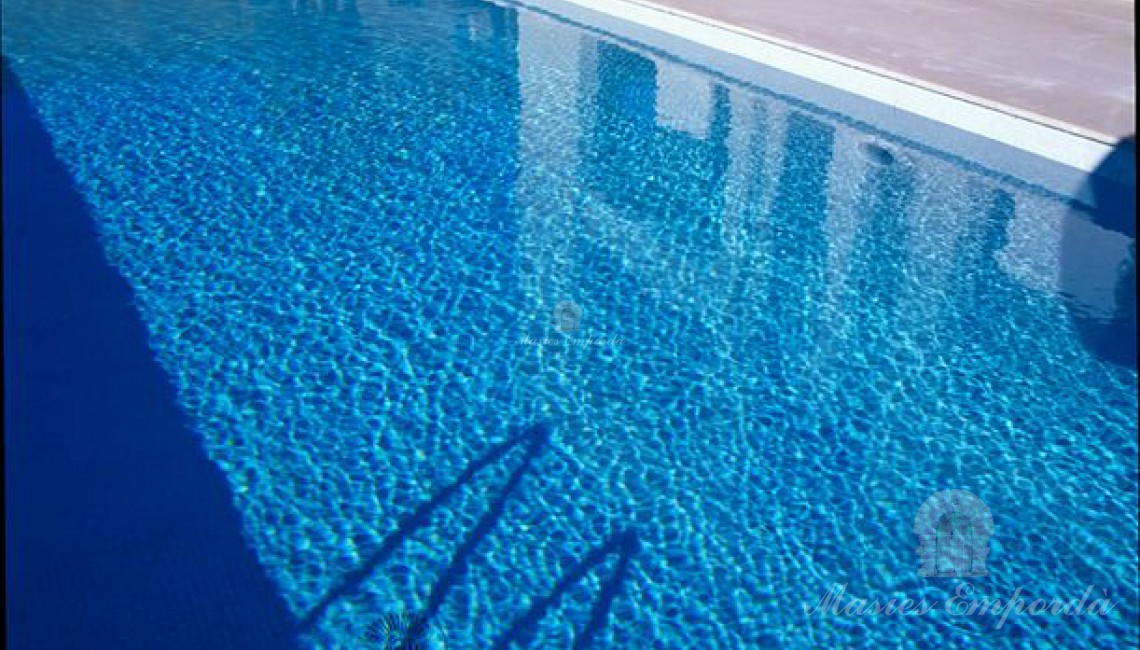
297, 422, 640, 649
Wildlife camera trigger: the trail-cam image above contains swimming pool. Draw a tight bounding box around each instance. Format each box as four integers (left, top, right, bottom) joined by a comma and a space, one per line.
3, 0, 1136, 648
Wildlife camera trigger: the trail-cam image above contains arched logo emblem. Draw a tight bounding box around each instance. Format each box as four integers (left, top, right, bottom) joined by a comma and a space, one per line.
914, 490, 993, 578
553, 300, 582, 333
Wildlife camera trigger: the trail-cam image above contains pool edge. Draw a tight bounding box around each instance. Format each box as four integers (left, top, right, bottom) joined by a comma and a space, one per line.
515, 0, 1134, 191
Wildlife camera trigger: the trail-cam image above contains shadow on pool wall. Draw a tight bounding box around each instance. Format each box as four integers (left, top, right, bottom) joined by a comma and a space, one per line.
1062, 136, 1137, 369
2, 58, 300, 650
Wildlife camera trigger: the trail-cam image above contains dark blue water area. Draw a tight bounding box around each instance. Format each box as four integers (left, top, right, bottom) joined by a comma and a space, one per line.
3, 59, 300, 649
1066, 138, 1137, 368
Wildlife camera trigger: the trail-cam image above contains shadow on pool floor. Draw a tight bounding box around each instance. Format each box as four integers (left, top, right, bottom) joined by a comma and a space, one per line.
3, 58, 299, 650
300, 421, 641, 648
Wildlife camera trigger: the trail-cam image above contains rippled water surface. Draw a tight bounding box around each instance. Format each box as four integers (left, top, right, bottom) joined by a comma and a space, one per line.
3, 0, 1137, 647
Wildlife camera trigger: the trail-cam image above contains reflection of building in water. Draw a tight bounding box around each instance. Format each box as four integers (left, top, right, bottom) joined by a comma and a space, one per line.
517, 12, 584, 321
998, 193, 1134, 325
513, 10, 1136, 374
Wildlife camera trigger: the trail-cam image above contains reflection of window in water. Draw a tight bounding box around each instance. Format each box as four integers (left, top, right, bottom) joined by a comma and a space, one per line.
587, 43, 730, 239
457, 6, 510, 43
655, 58, 713, 138
934, 511, 978, 576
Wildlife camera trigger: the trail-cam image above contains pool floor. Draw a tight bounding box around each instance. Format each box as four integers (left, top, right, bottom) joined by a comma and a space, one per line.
3, 0, 1137, 648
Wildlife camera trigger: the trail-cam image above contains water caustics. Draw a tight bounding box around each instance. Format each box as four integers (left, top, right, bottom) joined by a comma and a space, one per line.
3, 0, 1137, 647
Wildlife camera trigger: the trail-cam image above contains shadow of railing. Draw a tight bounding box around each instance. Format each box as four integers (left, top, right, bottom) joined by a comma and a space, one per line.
489, 530, 640, 650
1061, 135, 1137, 369
419, 423, 553, 623
298, 421, 641, 649
298, 422, 553, 630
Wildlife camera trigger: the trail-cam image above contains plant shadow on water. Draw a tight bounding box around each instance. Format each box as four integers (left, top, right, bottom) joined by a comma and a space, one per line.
298, 422, 641, 648
1062, 135, 1137, 369
2, 58, 299, 649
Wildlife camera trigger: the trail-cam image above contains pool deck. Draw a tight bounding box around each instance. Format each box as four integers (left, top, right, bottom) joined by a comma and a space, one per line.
634, 0, 1135, 142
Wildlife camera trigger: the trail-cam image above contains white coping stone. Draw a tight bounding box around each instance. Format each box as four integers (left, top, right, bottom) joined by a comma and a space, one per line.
506, 0, 1136, 207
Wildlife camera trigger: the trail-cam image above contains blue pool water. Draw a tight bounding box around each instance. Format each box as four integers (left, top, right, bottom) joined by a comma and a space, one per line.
3, 0, 1137, 648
